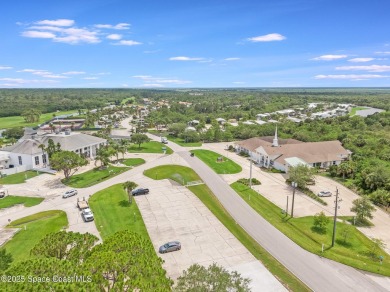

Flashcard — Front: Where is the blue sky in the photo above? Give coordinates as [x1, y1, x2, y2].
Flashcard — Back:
[1, 0, 389, 88]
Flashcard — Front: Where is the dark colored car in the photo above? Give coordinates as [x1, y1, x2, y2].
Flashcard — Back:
[131, 188, 150, 196]
[159, 241, 181, 253]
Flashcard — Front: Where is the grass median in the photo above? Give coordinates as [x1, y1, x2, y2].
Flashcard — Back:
[0, 196, 44, 209]
[144, 164, 310, 291]
[231, 182, 390, 276]
[63, 165, 130, 188]
[190, 149, 242, 174]
[128, 141, 173, 154]
[2, 210, 68, 263]
[89, 183, 149, 240]
[0, 171, 42, 184]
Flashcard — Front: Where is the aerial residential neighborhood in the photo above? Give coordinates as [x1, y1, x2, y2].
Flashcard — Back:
[1, 1, 390, 291]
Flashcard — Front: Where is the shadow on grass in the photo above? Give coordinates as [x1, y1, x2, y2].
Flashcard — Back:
[118, 200, 131, 207]
[335, 239, 353, 248]
[346, 218, 374, 227]
[311, 226, 327, 235]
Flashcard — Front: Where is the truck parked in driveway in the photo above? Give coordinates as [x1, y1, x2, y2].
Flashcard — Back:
[77, 197, 89, 209]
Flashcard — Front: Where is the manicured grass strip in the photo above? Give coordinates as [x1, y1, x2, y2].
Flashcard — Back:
[190, 149, 242, 174]
[89, 184, 149, 240]
[0, 110, 78, 129]
[2, 211, 68, 263]
[128, 141, 173, 154]
[144, 165, 200, 185]
[167, 135, 202, 147]
[121, 158, 145, 167]
[232, 182, 390, 276]
[0, 196, 44, 209]
[0, 171, 42, 184]
[144, 165, 309, 291]
[63, 165, 130, 188]
[349, 106, 369, 116]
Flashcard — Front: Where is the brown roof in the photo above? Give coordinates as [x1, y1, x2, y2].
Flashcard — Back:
[237, 137, 349, 164]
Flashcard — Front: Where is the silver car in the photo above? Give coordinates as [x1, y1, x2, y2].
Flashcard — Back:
[318, 191, 332, 197]
[82, 208, 94, 222]
[63, 189, 78, 198]
[159, 241, 181, 253]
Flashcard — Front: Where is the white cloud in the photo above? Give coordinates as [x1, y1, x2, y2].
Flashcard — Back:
[335, 65, 390, 72]
[314, 74, 388, 80]
[142, 83, 164, 87]
[375, 51, 390, 55]
[42, 74, 68, 79]
[113, 40, 142, 46]
[0, 66, 12, 70]
[17, 68, 69, 78]
[169, 56, 204, 61]
[35, 19, 74, 27]
[95, 23, 130, 30]
[233, 81, 245, 84]
[248, 33, 286, 42]
[311, 54, 348, 61]
[107, 34, 122, 40]
[133, 75, 191, 85]
[0, 77, 59, 84]
[224, 57, 240, 61]
[348, 58, 375, 63]
[62, 71, 86, 75]
[22, 30, 56, 39]
[83, 77, 98, 80]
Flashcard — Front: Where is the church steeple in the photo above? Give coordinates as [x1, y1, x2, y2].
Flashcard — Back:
[272, 126, 279, 147]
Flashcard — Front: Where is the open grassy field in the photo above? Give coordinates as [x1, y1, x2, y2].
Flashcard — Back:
[128, 141, 173, 154]
[144, 165, 310, 291]
[349, 106, 369, 116]
[89, 183, 149, 240]
[167, 135, 202, 147]
[2, 210, 68, 263]
[0, 171, 42, 185]
[231, 182, 390, 276]
[190, 149, 242, 174]
[0, 110, 78, 129]
[63, 165, 130, 188]
[0, 196, 44, 209]
[121, 158, 145, 167]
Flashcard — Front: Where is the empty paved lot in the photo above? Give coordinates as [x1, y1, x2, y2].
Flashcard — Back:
[133, 173, 286, 291]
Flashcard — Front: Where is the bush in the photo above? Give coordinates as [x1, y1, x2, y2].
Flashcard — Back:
[237, 178, 261, 186]
[238, 151, 249, 157]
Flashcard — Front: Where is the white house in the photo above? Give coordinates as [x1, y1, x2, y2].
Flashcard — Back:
[0, 129, 106, 175]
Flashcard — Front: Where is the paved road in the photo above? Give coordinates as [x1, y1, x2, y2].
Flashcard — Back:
[148, 135, 389, 292]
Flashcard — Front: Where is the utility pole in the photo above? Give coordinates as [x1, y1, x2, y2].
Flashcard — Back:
[249, 159, 253, 188]
[332, 188, 342, 247]
[291, 182, 297, 218]
[286, 196, 289, 215]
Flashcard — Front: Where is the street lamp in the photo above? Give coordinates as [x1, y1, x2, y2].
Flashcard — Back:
[291, 182, 297, 218]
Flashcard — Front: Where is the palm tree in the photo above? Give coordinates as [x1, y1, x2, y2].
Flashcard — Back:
[38, 144, 47, 167]
[123, 181, 138, 204]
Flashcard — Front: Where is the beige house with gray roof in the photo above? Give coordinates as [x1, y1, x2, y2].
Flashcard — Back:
[235, 128, 350, 172]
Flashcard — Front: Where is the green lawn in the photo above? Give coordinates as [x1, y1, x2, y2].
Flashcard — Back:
[0, 196, 44, 209]
[144, 165, 309, 291]
[121, 158, 145, 167]
[1, 211, 68, 264]
[231, 182, 390, 276]
[128, 141, 173, 154]
[0, 110, 78, 129]
[167, 135, 202, 147]
[190, 149, 242, 174]
[63, 165, 130, 188]
[89, 184, 149, 240]
[350, 106, 369, 116]
[0, 171, 42, 184]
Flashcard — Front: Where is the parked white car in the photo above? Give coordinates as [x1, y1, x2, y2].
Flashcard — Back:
[318, 191, 332, 197]
[82, 208, 94, 222]
[63, 189, 78, 198]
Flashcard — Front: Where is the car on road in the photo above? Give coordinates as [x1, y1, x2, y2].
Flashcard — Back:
[318, 191, 332, 197]
[131, 188, 150, 196]
[81, 208, 94, 222]
[63, 189, 78, 198]
[159, 241, 181, 253]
